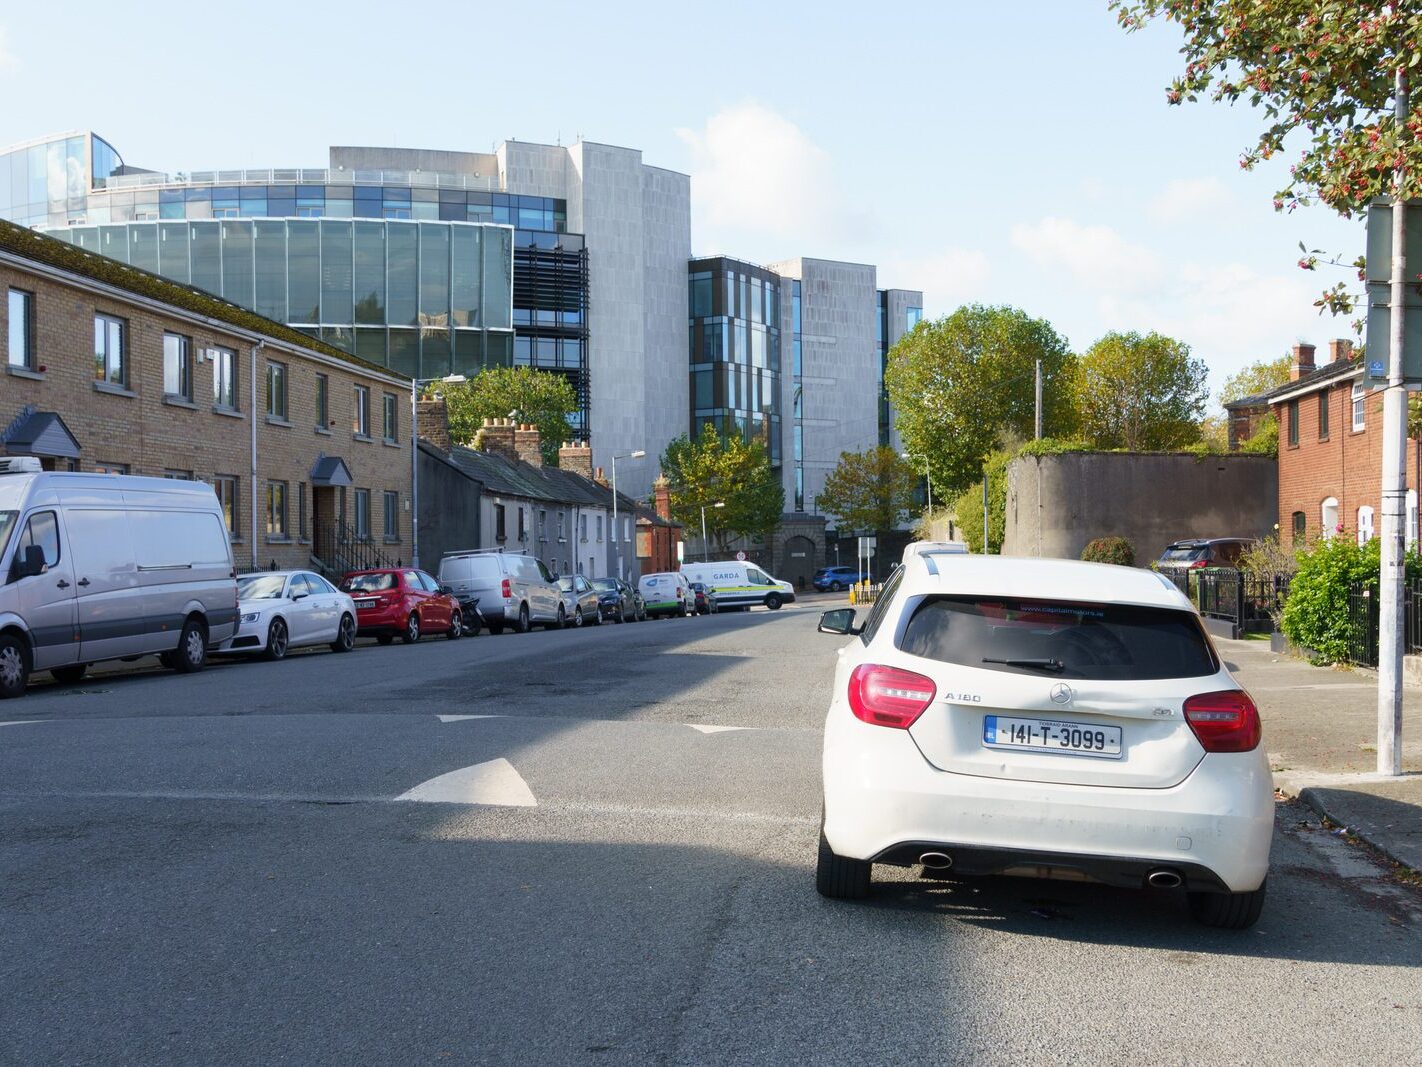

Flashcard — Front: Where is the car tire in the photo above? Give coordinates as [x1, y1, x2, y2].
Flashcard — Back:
[50, 663, 87, 685]
[447, 611, 463, 640]
[263, 618, 289, 661]
[616, 606, 625, 624]
[487, 621, 504, 636]
[591, 607, 602, 625]
[377, 634, 395, 646]
[0, 634, 28, 699]
[516, 604, 531, 634]
[173, 617, 207, 673]
[815, 829, 871, 900]
[765, 594, 783, 611]
[830, 581, 843, 592]
[401, 613, 421, 645]
[331, 613, 356, 653]
[1189, 880, 1266, 930]
[561, 604, 573, 629]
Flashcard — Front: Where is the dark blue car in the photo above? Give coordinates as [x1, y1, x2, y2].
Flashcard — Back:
[812, 565, 863, 592]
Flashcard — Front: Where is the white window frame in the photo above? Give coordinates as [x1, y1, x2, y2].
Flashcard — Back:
[1352, 383, 1366, 432]
[1357, 505, 1375, 545]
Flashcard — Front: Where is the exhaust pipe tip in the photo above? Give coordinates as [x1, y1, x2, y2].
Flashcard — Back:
[919, 851, 953, 870]
[1145, 868, 1183, 889]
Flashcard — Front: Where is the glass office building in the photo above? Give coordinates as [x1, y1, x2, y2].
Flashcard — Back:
[687, 256, 782, 466]
[0, 131, 125, 228]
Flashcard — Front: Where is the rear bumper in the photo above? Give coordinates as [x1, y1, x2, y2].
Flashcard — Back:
[354, 606, 404, 634]
[822, 715, 1273, 894]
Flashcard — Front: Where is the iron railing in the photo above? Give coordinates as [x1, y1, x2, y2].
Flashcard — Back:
[311, 519, 401, 580]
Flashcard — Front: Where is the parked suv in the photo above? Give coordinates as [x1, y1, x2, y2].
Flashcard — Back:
[340, 568, 464, 644]
[813, 565, 863, 592]
[1156, 538, 1256, 575]
[437, 550, 562, 634]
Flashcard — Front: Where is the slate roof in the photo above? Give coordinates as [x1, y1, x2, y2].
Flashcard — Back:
[1260, 356, 1362, 405]
[2, 408, 81, 458]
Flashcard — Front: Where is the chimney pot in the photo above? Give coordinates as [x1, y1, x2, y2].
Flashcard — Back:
[1290, 342, 1317, 381]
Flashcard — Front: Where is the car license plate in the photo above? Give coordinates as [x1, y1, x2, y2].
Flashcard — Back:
[983, 715, 1123, 759]
[355, 598, 376, 609]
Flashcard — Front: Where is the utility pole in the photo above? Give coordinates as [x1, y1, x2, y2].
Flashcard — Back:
[1378, 65, 1409, 778]
[1034, 359, 1043, 440]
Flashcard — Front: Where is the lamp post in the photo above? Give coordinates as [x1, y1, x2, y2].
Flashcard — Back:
[610, 449, 645, 581]
[902, 451, 932, 517]
[411, 373, 467, 569]
[700, 501, 724, 561]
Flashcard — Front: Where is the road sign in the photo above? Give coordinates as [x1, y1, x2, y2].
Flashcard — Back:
[1364, 201, 1422, 385]
[735, 550, 746, 561]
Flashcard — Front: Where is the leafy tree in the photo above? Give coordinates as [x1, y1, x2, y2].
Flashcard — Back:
[885, 305, 1076, 497]
[1220, 354, 1292, 404]
[817, 446, 921, 534]
[1237, 413, 1279, 456]
[951, 447, 1014, 554]
[660, 424, 784, 549]
[1075, 331, 1208, 450]
[429, 367, 577, 466]
[1112, 1, 1422, 316]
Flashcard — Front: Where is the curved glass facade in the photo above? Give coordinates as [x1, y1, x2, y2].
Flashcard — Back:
[51, 219, 514, 378]
[0, 132, 120, 228]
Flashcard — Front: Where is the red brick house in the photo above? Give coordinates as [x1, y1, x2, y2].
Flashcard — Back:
[1266, 340, 1421, 547]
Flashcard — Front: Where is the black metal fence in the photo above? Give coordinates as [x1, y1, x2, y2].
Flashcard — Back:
[1167, 568, 1289, 639]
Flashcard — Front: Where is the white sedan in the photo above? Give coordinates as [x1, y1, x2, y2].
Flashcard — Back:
[815, 547, 1274, 929]
[217, 570, 358, 661]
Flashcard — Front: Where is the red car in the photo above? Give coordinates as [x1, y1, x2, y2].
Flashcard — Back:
[340, 568, 464, 644]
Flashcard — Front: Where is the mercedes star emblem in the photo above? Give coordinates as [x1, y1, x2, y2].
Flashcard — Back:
[1050, 683, 1073, 705]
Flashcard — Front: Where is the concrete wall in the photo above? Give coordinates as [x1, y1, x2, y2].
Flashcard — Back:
[417, 447, 481, 569]
[329, 146, 499, 179]
[1002, 452, 1279, 564]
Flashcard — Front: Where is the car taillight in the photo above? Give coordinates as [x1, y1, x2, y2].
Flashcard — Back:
[501, 578, 511, 599]
[847, 664, 937, 729]
[1189, 559, 1208, 569]
[1183, 690, 1261, 752]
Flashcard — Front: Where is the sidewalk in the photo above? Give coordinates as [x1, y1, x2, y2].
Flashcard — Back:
[1219, 636, 1422, 873]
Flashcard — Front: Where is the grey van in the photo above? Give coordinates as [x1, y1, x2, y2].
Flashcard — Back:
[0, 458, 239, 697]
[437, 549, 563, 634]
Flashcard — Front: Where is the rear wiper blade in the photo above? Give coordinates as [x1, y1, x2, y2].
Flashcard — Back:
[981, 657, 1065, 672]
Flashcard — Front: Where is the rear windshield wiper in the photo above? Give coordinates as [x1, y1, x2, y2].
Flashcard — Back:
[981, 657, 1065, 672]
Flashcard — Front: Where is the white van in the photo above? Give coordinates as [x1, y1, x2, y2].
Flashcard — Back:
[437, 549, 563, 633]
[0, 459, 239, 697]
[638, 571, 693, 619]
[680, 560, 796, 611]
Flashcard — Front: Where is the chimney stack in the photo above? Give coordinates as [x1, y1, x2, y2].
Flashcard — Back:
[653, 473, 672, 521]
[514, 423, 542, 468]
[593, 466, 609, 488]
[479, 417, 518, 462]
[1327, 338, 1353, 366]
[558, 440, 593, 478]
[1290, 342, 1316, 381]
[416, 397, 451, 452]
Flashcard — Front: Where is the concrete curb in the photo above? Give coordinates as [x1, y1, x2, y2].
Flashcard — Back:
[1291, 783, 1422, 875]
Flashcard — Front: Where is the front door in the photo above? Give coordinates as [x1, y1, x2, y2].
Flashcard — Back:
[312, 488, 332, 562]
[13, 509, 79, 670]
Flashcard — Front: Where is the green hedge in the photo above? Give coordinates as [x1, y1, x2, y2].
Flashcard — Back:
[1081, 536, 1136, 566]
[1281, 536, 1422, 663]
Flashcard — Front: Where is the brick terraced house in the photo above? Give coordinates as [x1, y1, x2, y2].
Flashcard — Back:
[0, 219, 413, 574]
[1266, 339, 1421, 549]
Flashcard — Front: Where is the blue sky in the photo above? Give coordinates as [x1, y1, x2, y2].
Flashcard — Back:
[0, 1, 1364, 399]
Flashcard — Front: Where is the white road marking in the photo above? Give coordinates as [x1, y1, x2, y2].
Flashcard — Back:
[394, 758, 537, 806]
[436, 714, 500, 723]
[687, 724, 751, 735]
[0, 720, 45, 728]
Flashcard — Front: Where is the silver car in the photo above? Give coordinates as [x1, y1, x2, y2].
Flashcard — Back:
[217, 571, 357, 660]
[556, 574, 602, 628]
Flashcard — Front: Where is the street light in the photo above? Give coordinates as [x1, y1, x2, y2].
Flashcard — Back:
[700, 501, 724, 561]
[902, 451, 932, 517]
[411, 372, 467, 569]
[610, 449, 645, 581]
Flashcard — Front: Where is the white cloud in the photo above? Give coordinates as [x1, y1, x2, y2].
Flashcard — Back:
[1010, 216, 1162, 293]
[1148, 177, 1236, 224]
[881, 249, 992, 316]
[0, 28, 17, 77]
[677, 102, 867, 248]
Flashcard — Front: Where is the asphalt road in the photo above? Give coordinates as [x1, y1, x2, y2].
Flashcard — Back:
[3, 602, 1420, 1066]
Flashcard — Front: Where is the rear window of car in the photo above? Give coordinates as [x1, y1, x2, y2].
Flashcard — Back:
[898, 596, 1217, 681]
[342, 572, 396, 592]
[1160, 546, 1205, 562]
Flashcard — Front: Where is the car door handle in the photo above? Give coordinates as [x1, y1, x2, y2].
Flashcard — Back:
[56, 579, 70, 589]
[77, 578, 91, 587]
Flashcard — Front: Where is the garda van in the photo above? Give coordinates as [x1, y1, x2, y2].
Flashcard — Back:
[0, 458, 239, 698]
[681, 560, 796, 611]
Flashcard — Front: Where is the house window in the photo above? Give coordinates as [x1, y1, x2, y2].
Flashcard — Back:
[495, 503, 507, 541]
[596, 515, 603, 542]
[93, 313, 126, 386]
[624, 516, 631, 543]
[1318, 391, 1330, 440]
[1287, 400, 1299, 447]
[163, 333, 192, 400]
[266, 361, 288, 419]
[1357, 505, 1375, 544]
[315, 374, 329, 429]
[580, 514, 588, 542]
[353, 386, 370, 437]
[163, 469, 193, 480]
[558, 512, 565, 540]
[539, 509, 547, 541]
[1291, 510, 1306, 545]
[383, 490, 399, 540]
[94, 462, 129, 474]
[215, 475, 239, 536]
[1352, 383, 1366, 431]
[211, 346, 238, 409]
[1321, 496, 1339, 539]
[8, 288, 34, 369]
[518, 506, 527, 542]
[354, 489, 371, 540]
[267, 481, 288, 539]
[382, 393, 398, 442]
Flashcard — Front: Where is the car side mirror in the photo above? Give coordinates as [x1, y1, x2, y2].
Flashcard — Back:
[12, 544, 45, 580]
[290, 592, 308, 601]
[439, 585, 453, 596]
[818, 608, 860, 636]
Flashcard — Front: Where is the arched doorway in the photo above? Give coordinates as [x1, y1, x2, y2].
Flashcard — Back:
[781, 535, 817, 590]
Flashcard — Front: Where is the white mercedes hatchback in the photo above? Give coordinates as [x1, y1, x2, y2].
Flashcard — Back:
[816, 550, 1273, 929]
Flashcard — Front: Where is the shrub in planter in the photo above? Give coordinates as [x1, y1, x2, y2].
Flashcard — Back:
[1081, 536, 1135, 566]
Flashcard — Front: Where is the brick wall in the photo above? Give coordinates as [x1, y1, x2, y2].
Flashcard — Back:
[1274, 376, 1420, 546]
[1, 259, 412, 572]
